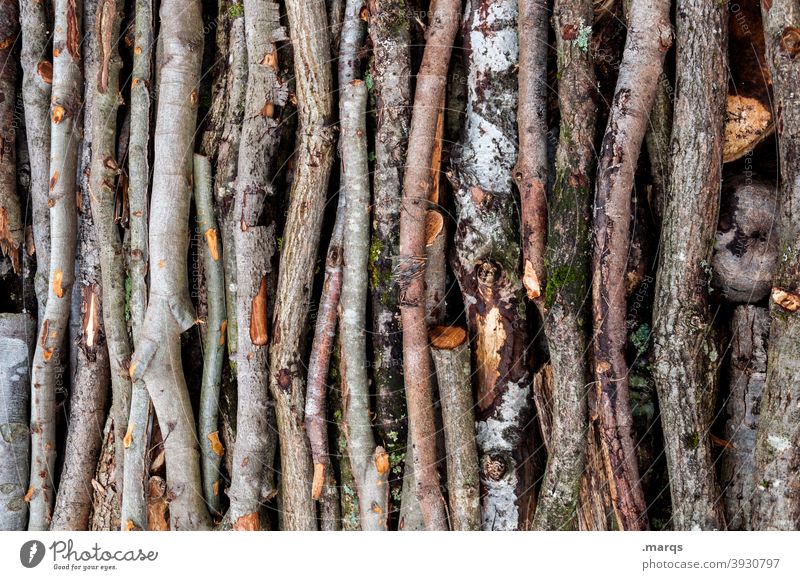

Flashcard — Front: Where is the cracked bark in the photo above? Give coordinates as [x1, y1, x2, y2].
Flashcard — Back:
[398, 0, 460, 532]
[652, 0, 727, 531]
[88, 0, 131, 516]
[268, 0, 335, 530]
[722, 306, 768, 531]
[752, 0, 800, 531]
[51, 179, 110, 531]
[591, 0, 671, 531]
[129, 0, 210, 531]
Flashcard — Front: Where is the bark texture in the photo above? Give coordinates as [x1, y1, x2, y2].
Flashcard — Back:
[194, 154, 227, 519]
[0, 314, 35, 530]
[228, 0, 286, 530]
[20, 0, 52, 315]
[0, 1, 21, 274]
[430, 326, 481, 531]
[368, 0, 411, 508]
[451, 0, 531, 531]
[88, 0, 130, 509]
[398, 0, 461, 532]
[722, 306, 768, 531]
[514, 0, 548, 303]
[590, 0, 671, 531]
[122, 0, 154, 532]
[752, 0, 800, 531]
[652, 0, 727, 531]
[268, 0, 335, 530]
[340, 80, 389, 531]
[129, 0, 210, 531]
[28, 0, 83, 531]
[533, 0, 596, 531]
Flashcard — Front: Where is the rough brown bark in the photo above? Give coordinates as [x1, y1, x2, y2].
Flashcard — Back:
[514, 0, 548, 303]
[268, 0, 335, 531]
[591, 0, 671, 531]
[129, 0, 210, 531]
[651, 0, 727, 531]
[752, 0, 800, 531]
[398, 0, 460, 532]
[533, 0, 597, 531]
[722, 306, 768, 531]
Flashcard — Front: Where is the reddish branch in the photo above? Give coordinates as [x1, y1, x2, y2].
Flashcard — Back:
[398, 0, 461, 531]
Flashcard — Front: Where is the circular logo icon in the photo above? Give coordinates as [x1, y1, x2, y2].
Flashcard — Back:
[20, 540, 46, 569]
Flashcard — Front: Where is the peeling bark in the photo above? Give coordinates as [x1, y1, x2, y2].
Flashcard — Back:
[514, 0, 548, 303]
[752, 0, 800, 531]
[28, 0, 83, 531]
[129, 0, 210, 531]
[0, 314, 35, 530]
[451, 0, 531, 531]
[398, 0, 460, 532]
[652, 0, 726, 531]
[269, 0, 335, 530]
[591, 0, 671, 531]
